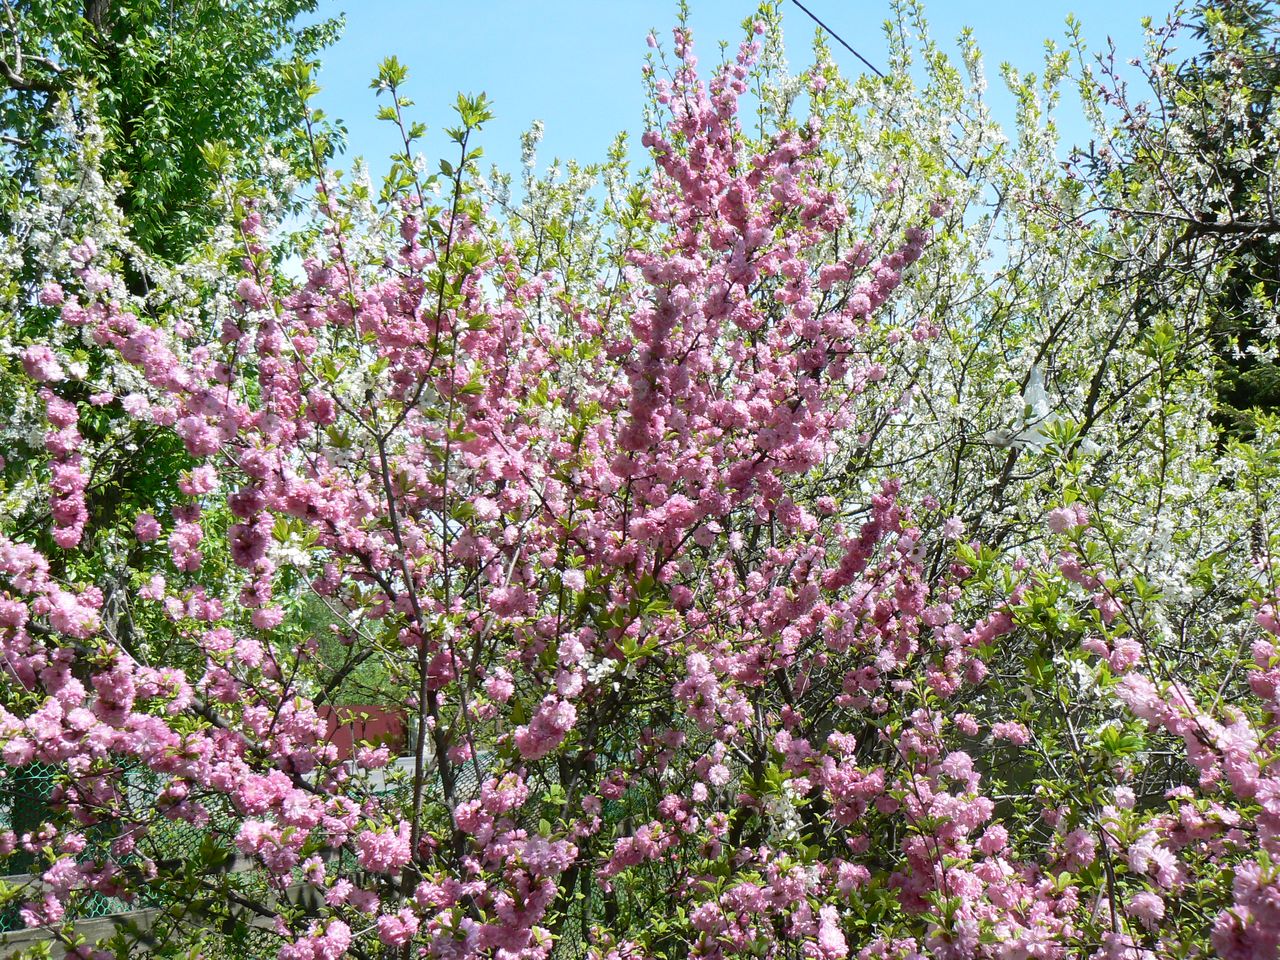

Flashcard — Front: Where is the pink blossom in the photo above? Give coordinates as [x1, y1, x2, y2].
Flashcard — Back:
[376, 909, 419, 947]
[22, 345, 64, 382]
[1124, 891, 1165, 928]
[992, 722, 1030, 746]
[815, 905, 848, 959]
[355, 822, 411, 874]
[513, 696, 576, 760]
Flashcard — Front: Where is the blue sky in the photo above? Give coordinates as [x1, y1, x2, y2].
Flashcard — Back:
[308, 1, 1165, 181]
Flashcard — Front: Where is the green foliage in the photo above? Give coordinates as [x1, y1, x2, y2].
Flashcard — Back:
[1071, 1, 1280, 436]
[0, 0, 342, 261]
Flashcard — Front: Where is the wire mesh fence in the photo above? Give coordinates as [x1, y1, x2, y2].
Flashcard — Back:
[0, 756, 646, 958]
[0, 761, 138, 933]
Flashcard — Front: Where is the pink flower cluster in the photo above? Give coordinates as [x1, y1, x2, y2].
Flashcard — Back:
[41, 389, 88, 548]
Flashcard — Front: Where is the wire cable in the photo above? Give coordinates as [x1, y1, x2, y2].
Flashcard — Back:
[787, 0, 885, 78]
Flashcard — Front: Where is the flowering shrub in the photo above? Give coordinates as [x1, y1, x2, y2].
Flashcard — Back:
[2, 5, 1280, 960]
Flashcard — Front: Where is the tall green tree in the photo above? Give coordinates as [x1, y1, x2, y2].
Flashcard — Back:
[0, 0, 342, 260]
[1071, 0, 1280, 434]
[1186, 1, 1280, 431]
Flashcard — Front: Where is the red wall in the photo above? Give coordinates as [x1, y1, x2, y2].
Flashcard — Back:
[316, 705, 406, 761]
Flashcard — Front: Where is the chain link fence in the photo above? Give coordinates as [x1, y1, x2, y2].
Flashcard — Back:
[1, 756, 646, 958]
[0, 762, 136, 933]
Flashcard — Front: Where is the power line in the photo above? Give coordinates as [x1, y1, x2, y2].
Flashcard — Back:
[787, 0, 885, 78]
